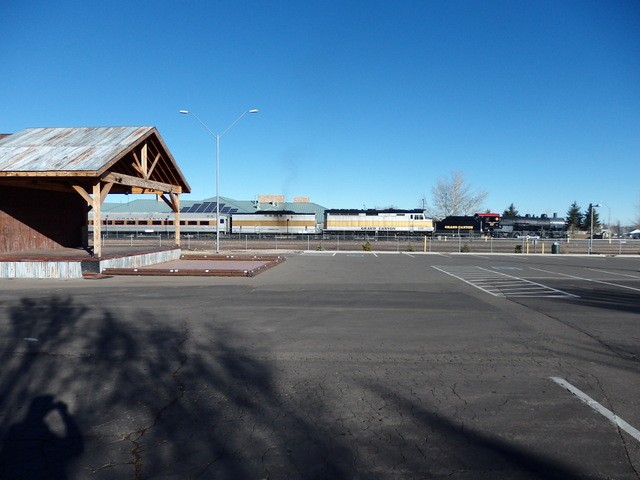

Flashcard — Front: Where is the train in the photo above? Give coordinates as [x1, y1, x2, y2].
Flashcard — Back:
[324, 209, 434, 234]
[93, 209, 567, 238]
[231, 212, 317, 235]
[431, 213, 567, 238]
[93, 208, 435, 237]
[433, 213, 500, 236]
[491, 213, 567, 238]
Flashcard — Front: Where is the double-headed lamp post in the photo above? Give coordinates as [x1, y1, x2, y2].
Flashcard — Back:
[588, 203, 602, 255]
[180, 108, 258, 253]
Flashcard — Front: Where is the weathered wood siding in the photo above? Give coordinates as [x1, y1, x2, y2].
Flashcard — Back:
[0, 248, 181, 278]
[0, 186, 85, 253]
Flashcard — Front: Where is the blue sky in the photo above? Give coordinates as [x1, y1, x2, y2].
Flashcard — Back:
[1, 0, 639, 224]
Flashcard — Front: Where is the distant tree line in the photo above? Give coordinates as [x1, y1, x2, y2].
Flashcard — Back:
[421, 171, 640, 229]
[501, 201, 602, 232]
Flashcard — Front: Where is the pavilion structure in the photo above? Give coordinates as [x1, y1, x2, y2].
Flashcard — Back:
[0, 126, 191, 258]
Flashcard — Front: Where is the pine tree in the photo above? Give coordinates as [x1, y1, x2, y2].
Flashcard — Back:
[583, 204, 601, 231]
[565, 201, 583, 231]
[503, 203, 518, 216]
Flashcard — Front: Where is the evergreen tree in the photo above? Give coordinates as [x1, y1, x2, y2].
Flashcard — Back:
[583, 204, 601, 231]
[565, 201, 583, 231]
[503, 203, 518, 216]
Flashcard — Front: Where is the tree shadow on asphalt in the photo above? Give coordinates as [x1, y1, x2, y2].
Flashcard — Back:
[0, 295, 352, 479]
[0, 295, 602, 479]
[560, 287, 640, 315]
[363, 384, 588, 480]
[553, 287, 640, 362]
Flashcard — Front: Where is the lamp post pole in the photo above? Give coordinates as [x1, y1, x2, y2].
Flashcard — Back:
[180, 109, 258, 253]
[602, 203, 611, 239]
[588, 203, 601, 254]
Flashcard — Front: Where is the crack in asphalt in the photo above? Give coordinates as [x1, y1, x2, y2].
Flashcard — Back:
[120, 324, 189, 480]
[586, 371, 640, 479]
[508, 299, 640, 476]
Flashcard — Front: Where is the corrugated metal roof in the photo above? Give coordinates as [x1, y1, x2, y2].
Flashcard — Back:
[102, 199, 174, 213]
[0, 126, 153, 172]
[101, 196, 327, 216]
[254, 201, 325, 217]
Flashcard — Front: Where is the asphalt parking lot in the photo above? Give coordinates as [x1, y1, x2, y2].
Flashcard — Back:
[0, 253, 639, 479]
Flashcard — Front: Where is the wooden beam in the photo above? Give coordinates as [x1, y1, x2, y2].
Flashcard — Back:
[159, 193, 173, 210]
[100, 182, 114, 203]
[72, 185, 93, 205]
[131, 151, 143, 175]
[92, 183, 102, 258]
[130, 160, 144, 176]
[159, 193, 182, 246]
[147, 152, 161, 179]
[141, 143, 148, 178]
[131, 187, 165, 195]
[173, 193, 181, 246]
[101, 172, 182, 194]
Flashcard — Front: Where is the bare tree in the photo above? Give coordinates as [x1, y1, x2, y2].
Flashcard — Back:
[426, 171, 488, 219]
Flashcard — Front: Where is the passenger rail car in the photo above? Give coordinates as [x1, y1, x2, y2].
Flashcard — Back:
[94, 211, 318, 236]
[230, 212, 317, 235]
[324, 209, 434, 235]
[92, 212, 227, 235]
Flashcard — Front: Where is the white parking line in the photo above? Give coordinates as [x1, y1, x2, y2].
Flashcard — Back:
[550, 377, 640, 442]
[433, 266, 578, 298]
[587, 268, 640, 280]
[532, 268, 640, 293]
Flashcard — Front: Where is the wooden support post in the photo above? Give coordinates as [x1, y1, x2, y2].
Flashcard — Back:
[92, 183, 102, 257]
[160, 193, 181, 247]
[173, 193, 181, 247]
[141, 143, 148, 178]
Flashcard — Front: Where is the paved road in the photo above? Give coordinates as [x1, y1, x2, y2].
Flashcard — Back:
[0, 253, 638, 479]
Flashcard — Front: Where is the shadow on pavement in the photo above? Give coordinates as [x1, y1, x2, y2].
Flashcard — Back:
[363, 384, 585, 479]
[561, 287, 640, 315]
[0, 395, 83, 479]
[0, 294, 600, 479]
[0, 296, 351, 479]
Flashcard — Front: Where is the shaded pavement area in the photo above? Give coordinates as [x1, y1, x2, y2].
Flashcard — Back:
[0, 253, 638, 479]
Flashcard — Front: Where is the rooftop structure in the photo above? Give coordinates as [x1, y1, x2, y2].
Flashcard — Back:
[0, 127, 190, 256]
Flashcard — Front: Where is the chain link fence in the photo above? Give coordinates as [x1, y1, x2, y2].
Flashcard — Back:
[97, 233, 640, 255]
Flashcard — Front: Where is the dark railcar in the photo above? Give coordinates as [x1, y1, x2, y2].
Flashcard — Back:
[434, 213, 499, 236]
[493, 214, 567, 238]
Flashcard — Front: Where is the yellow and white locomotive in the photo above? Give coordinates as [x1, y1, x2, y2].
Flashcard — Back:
[324, 209, 434, 234]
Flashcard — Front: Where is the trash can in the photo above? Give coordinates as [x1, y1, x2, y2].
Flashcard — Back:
[552, 242, 559, 254]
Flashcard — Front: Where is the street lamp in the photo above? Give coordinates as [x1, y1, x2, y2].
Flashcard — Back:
[588, 203, 602, 254]
[601, 202, 611, 239]
[180, 108, 258, 253]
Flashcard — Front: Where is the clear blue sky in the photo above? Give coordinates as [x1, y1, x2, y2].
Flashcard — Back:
[2, 0, 639, 224]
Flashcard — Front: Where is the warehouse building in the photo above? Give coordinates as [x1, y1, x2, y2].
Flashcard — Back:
[98, 194, 327, 235]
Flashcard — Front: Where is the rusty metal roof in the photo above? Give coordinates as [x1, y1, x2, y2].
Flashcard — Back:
[0, 126, 155, 172]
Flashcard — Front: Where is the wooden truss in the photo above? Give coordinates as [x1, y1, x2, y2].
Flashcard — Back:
[0, 128, 190, 257]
